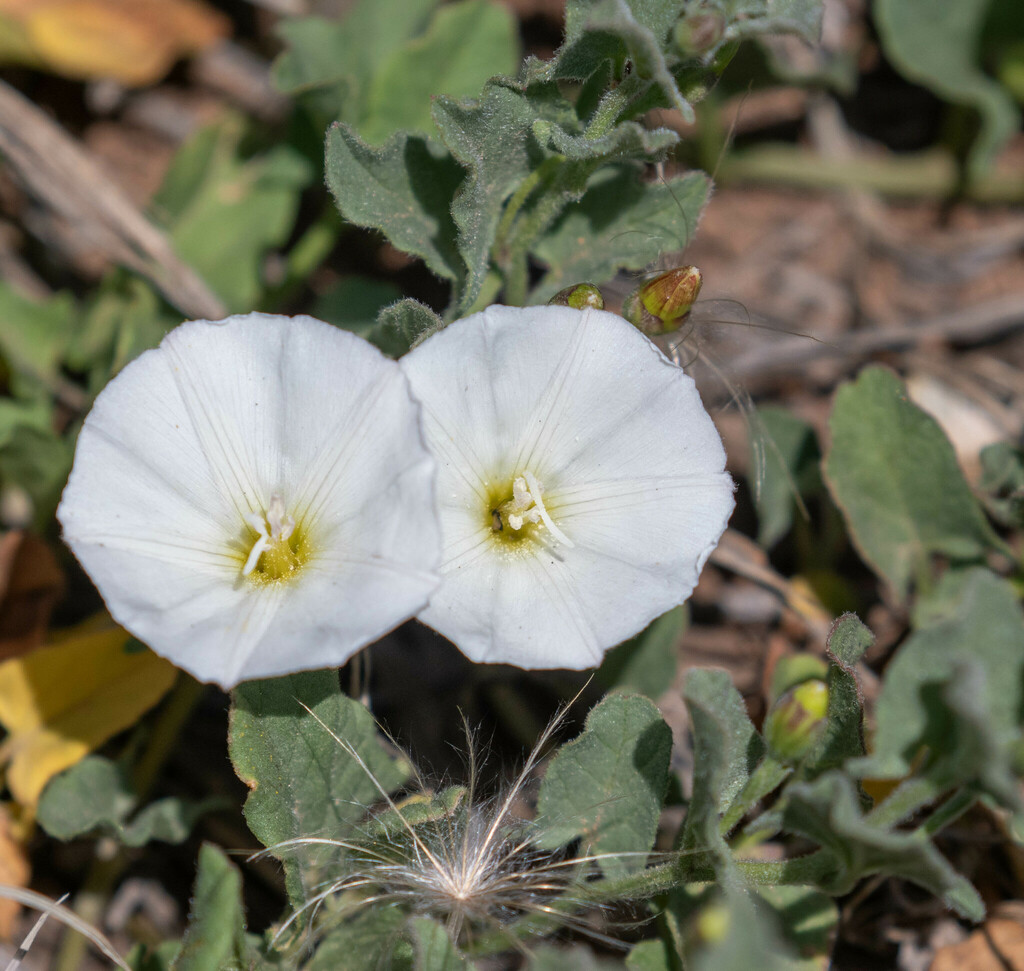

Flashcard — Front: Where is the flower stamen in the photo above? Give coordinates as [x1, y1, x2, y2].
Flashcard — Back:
[495, 473, 574, 548]
[243, 494, 300, 579]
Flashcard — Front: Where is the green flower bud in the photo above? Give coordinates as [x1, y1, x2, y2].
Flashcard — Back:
[764, 679, 829, 763]
[674, 11, 725, 54]
[695, 902, 730, 944]
[548, 283, 605, 311]
[621, 265, 703, 336]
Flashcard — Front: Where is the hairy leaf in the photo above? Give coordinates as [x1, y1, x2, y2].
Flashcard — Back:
[781, 773, 983, 919]
[681, 668, 764, 857]
[229, 671, 409, 909]
[536, 693, 671, 876]
[531, 168, 708, 301]
[851, 568, 1024, 795]
[824, 366, 997, 598]
[363, 0, 519, 145]
[326, 125, 465, 285]
[171, 844, 260, 971]
[412, 918, 468, 971]
[877, 0, 1019, 177]
[752, 406, 821, 549]
[38, 755, 222, 847]
[154, 119, 312, 312]
[804, 613, 871, 777]
[309, 907, 411, 971]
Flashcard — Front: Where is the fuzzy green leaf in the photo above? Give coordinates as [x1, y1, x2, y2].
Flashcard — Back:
[756, 885, 838, 970]
[38, 755, 222, 847]
[779, 773, 983, 920]
[362, 0, 520, 145]
[0, 424, 72, 529]
[752, 406, 821, 549]
[851, 568, 1024, 796]
[171, 844, 260, 971]
[536, 693, 671, 877]
[229, 671, 409, 909]
[876, 0, 1019, 178]
[431, 80, 563, 312]
[531, 168, 708, 301]
[374, 299, 445, 356]
[272, 0, 438, 125]
[979, 441, 1024, 527]
[597, 605, 686, 698]
[0, 283, 76, 384]
[411, 918, 469, 971]
[824, 366, 997, 598]
[313, 280, 444, 358]
[681, 669, 764, 857]
[804, 614, 871, 777]
[326, 125, 466, 286]
[626, 939, 674, 971]
[553, 0, 696, 121]
[691, 889, 799, 971]
[308, 907, 412, 971]
[154, 120, 312, 312]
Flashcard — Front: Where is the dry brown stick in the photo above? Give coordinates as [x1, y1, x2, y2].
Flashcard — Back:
[0, 80, 225, 320]
[708, 528, 833, 644]
[728, 294, 1024, 383]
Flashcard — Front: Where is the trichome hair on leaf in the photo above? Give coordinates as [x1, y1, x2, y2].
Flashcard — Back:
[255, 697, 655, 961]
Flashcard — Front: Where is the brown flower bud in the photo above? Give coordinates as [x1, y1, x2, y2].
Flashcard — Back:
[621, 265, 703, 336]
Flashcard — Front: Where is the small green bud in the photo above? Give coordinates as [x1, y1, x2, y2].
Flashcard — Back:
[674, 11, 725, 54]
[764, 679, 829, 763]
[695, 902, 730, 944]
[621, 265, 703, 336]
[548, 283, 606, 311]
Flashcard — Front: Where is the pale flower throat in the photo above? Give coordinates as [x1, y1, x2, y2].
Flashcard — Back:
[243, 494, 302, 579]
[492, 472, 574, 548]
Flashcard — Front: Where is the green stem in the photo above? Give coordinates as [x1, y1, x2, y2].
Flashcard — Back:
[864, 775, 941, 830]
[54, 675, 206, 971]
[719, 757, 792, 836]
[917, 787, 978, 838]
[466, 850, 836, 956]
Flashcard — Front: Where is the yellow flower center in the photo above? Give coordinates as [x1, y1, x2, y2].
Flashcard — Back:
[488, 472, 573, 548]
[242, 494, 308, 582]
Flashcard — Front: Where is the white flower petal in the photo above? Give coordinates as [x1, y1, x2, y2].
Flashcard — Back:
[402, 304, 734, 668]
[59, 313, 440, 688]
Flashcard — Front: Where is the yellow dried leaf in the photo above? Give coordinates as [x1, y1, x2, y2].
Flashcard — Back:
[0, 615, 176, 806]
[0, 0, 229, 86]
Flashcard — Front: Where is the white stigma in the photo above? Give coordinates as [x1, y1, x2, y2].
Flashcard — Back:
[500, 473, 574, 548]
[242, 494, 296, 576]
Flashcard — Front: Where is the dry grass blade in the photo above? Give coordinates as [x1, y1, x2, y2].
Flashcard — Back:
[0, 886, 129, 971]
[0, 79, 225, 320]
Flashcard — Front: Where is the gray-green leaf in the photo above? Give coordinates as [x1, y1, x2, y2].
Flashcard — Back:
[876, 0, 1020, 178]
[851, 567, 1024, 794]
[325, 125, 466, 286]
[780, 772, 983, 920]
[38, 756, 222, 848]
[536, 693, 671, 877]
[229, 671, 409, 909]
[824, 366, 997, 599]
[171, 844, 261, 971]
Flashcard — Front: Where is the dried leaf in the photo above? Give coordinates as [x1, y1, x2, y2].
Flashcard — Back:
[0, 531, 63, 662]
[931, 916, 1024, 971]
[0, 615, 176, 806]
[0, 0, 229, 86]
[0, 804, 29, 939]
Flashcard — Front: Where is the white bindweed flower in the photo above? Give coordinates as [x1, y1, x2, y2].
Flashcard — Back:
[57, 313, 440, 689]
[401, 304, 735, 668]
